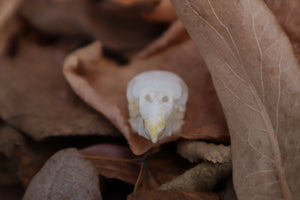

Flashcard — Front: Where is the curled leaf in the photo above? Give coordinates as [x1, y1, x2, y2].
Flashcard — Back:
[63, 40, 229, 155]
[172, 0, 300, 199]
[112, 0, 159, 6]
[159, 162, 232, 192]
[141, 0, 177, 23]
[177, 141, 231, 163]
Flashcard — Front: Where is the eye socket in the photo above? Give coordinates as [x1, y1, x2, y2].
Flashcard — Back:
[144, 94, 153, 102]
[161, 96, 169, 103]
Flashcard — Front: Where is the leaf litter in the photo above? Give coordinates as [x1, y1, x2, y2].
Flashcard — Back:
[1, 0, 300, 199]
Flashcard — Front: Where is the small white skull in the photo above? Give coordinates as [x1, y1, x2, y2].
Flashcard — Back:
[126, 70, 188, 143]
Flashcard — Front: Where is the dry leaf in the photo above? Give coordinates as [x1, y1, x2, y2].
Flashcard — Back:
[172, 0, 300, 199]
[63, 39, 229, 155]
[177, 141, 231, 163]
[0, 125, 20, 185]
[0, 121, 54, 186]
[128, 190, 219, 200]
[0, 121, 25, 158]
[0, 0, 23, 55]
[0, 0, 22, 27]
[134, 146, 191, 191]
[19, 0, 164, 53]
[113, 0, 177, 23]
[134, 20, 189, 60]
[141, 0, 177, 23]
[0, 121, 25, 185]
[0, 38, 117, 140]
[23, 148, 102, 200]
[159, 162, 232, 192]
[80, 144, 140, 185]
[264, 0, 300, 61]
[112, 0, 158, 6]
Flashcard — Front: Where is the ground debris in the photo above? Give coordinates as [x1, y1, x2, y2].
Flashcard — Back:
[159, 161, 231, 192]
[177, 140, 231, 163]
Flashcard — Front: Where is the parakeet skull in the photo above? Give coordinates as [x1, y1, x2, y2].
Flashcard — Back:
[127, 70, 188, 143]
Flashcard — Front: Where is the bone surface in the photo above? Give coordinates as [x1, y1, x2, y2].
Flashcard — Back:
[127, 70, 188, 143]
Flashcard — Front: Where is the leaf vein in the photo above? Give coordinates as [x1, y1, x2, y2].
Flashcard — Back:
[247, 0, 265, 103]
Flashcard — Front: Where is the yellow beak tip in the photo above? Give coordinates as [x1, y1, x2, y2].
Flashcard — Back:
[151, 138, 157, 143]
[144, 120, 166, 143]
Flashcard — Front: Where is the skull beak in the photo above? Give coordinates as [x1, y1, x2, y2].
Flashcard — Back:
[144, 119, 166, 143]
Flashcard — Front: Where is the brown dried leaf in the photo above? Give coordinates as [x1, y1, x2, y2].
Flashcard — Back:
[0, 121, 53, 186]
[0, 121, 20, 184]
[0, 0, 23, 55]
[177, 141, 231, 163]
[112, 0, 158, 6]
[128, 190, 219, 200]
[0, 0, 22, 27]
[0, 38, 117, 140]
[63, 39, 229, 155]
[19, 0, 163, 53]
[23, 148, 102, 200]
[80, 144, 140, 185]
[134, 20, 189, 60]
[265, 0, 300, 61]
[172, 0, 300, 199]
[0, 121, 25, 185]
[159, 162, 232, 192]
[141, 0, 177, 23]
[0, 121, 25, 157]
[134, 146, 191, 192]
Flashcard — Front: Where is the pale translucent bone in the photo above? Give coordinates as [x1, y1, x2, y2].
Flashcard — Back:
[127, 70, 188, 143]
